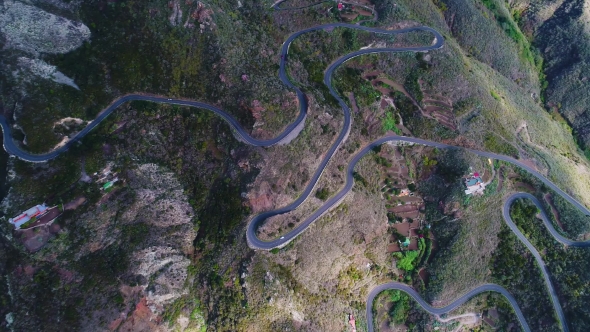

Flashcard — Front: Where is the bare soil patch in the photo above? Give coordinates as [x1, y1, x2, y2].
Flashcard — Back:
[64, 196, 86, 210]
[18, 226, 54, 252]
[419, 80, 456, 130]
[387, 242, 401, 253]
[340, 12, 358, 21]
[375, 296, 395, 332]
[391, 219, 420, 235]
[355, 8, 373, 17]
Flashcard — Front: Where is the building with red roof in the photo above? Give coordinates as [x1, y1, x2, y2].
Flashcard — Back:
[9, 204, 48, 229]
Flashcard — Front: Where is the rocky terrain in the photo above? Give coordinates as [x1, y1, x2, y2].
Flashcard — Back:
[2, 163, 198, 332]
[16, 57, 80, 89]
[1, 0, 590, 331]
[510, 0, 590, 150]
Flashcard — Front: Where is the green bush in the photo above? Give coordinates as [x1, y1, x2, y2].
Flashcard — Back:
[382, 110, 402, 134]
[393, 251, 420, 272]
[387, 290, 410, 324]
[315, 187, 330, 200]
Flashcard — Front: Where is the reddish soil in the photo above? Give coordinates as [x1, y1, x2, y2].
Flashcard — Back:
[480, 164, 493, 183]
[355, 8, 373, 16]
[244, 99, 265, 120]
[19, 265, 37, 277]
[398, 196, 423, 204]
[49, 223, 61, 234]
[400, 164, 409, 178]
[249, 194, 274, 213]
[117, 297, 161, 332]
[408, 238, 418, 250]
[20, 227, 53, 252]
[57, 268, 75, 283]
[424, 105, 445, 113]
[483, 317, 496, 328]
[387, 242, 401, 253]
[340, 12, 358, 20]
[391, 219, 420, 235]
[394, 210, 420, 219]
[98, 185, 124, 205]
[373, 78, 412, 100]
[108, 318, 124, 331]
[376, 300, 395, 332]
[442, 135, 478, 149]
[12, 211, 61, 252]
[431, 113, 456, 130]
[422, 90, 453, 104]
[111, 121, 128, 135]
[362, 70, 381, 79]
[391, 205, 418, 213]
[348, 92, 359, 113]
[375, 86, 391, 95]
[419, 81, 456, 130]
[423, 99, 451, 108]
[65, 196, 86, 210]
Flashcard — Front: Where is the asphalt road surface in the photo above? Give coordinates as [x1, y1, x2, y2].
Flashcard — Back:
[1, 9, 588, 331]
[365, 283, 530, 332]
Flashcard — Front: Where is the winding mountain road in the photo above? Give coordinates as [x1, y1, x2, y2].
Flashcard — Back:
[1, 4, 589, 332]
[366, 283, 530, 332]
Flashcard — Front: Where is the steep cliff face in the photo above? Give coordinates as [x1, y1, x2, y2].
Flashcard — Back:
[537, 0, 590, 148]
[515, 0, 590, 149]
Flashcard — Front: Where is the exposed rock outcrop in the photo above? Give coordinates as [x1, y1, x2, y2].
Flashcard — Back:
[16, 57, 80, 90]
[0, 0, 90, 55]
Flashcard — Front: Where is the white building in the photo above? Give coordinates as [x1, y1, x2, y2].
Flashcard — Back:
[8, 204, 48, 229]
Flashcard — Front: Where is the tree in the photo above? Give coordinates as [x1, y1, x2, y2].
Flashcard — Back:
[396, 251, 419, 271]
[389, 292, 410, 324]
[315, 187, 330, 200]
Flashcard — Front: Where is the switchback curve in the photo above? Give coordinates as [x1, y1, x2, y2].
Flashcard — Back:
[366, 283, 530, 332]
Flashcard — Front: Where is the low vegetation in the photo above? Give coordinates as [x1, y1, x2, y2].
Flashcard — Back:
[501, 198, 590, 331]
[491, 200, 558, 331]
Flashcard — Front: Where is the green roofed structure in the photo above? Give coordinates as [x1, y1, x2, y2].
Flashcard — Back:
[102, 177, 118, 191]
[402, 238, 410, 247]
